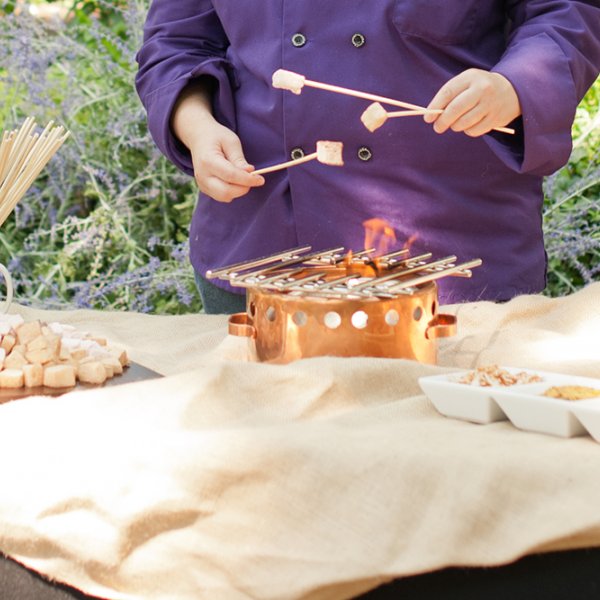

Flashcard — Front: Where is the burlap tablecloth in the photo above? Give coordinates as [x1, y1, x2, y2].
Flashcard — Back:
[0, 283, 599, 600]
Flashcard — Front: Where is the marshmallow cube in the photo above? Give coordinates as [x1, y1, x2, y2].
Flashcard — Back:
[272, 69, 306, 95]
[360, 102, 388, 132]
[316, 141, 344, 166]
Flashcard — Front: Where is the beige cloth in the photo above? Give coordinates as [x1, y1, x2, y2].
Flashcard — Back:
[0, 284, 599, 599]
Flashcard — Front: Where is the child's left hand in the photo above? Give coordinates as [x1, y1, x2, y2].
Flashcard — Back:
[424, 68, 521, 137]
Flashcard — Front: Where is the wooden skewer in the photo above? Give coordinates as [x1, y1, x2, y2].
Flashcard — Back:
[0, 120, 37, 192]
[273, 69, 439, 112]
[253, 152, 318, 176]
[0, 118, 69, 228]
[0, 133, 70, 226]
[1, 133, 67, 211]
[387, 109, 433, 118]
[0, 136, 38, 203]
[361, 102, 433, 132]
[252, 140, 344, 176]
[0, 132, 14, 183]
[362, 101, 515, 135]
[273, 70, 515, 135]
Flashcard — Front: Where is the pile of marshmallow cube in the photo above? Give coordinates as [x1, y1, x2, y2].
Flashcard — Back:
[0, 314, 129, 389]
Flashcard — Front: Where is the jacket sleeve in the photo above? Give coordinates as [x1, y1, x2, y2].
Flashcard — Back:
[487, 0, 600, 176]
[135, 0, 235, 175]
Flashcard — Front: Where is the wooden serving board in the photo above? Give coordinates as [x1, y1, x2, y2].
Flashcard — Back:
[0, 362, 162, 405]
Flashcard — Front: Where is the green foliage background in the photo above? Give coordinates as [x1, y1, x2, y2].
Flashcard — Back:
[1, 0, 202, 313]
[0, 0, 599, 313]
[543, 81, 600, 295]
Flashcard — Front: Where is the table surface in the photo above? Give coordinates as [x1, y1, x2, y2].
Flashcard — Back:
[0, 285, 598, 600]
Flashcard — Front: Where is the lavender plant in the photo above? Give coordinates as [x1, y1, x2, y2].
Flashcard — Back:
[543, 83, 600, 296]
[0, 0, 202, 313]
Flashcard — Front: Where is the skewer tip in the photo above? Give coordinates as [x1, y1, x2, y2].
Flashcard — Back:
[272, 69, 306, 94]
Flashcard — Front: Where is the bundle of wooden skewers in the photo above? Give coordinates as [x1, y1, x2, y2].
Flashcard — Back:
[0, 117, 70, 228]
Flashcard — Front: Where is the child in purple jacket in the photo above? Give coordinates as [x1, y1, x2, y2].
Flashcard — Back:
[136, 1, 600, 313]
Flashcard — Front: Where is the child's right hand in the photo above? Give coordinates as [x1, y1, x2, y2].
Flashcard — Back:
[171, 79, 264, 203]
[188, 119, 265, 203]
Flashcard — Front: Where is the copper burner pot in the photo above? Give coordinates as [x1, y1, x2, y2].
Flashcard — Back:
[228, 280, 455, 364]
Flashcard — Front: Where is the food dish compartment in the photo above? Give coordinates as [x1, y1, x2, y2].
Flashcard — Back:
[490, 382, 587, 438]
[564, 399, 600, 443]
[418, 370, 509, 424]
[420, 367, 600, 441]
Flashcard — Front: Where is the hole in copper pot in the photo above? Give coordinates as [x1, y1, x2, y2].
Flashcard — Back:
[324, 311, 342, 329]
[266, 306, 276, 322]
[413, 306, 423, 321]
[431, 301, 437, 315]
[249, 302, 256, 317]
[351, 310, 369, 329]
[385, 309, 399, 326]
[293, 311, 308, 326]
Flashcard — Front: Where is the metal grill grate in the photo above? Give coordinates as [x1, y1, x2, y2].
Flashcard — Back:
[206, 246, 482, 300]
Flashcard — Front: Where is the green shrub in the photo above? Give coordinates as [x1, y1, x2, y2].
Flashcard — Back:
[0, 0, 202, 313]
[543, 81, 600, 296]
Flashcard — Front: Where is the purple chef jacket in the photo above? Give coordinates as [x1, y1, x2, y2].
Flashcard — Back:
[136, 0, 600, 303]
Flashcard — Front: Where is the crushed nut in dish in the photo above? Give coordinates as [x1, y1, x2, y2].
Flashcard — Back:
[457, 364, 542, 387]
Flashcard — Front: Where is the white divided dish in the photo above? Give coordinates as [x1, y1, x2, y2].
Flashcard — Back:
[418, 370, 510, 424]
[567, 399, 600, 442]
[420, 368, 600, 441]
[491, 381, 588, 438]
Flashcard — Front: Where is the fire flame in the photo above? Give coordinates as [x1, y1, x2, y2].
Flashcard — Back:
[364, 218, 397, 275]
[343, 249, 354, 270]
[404, 233, 418, 253]
[344, 218, 399, 277]
[363, 218, 397, 256]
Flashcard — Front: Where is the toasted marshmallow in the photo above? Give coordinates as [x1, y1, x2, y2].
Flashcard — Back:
[360, 102, 388, 132]
[316, 141, 344, 166]
[272, 69, 306, 95]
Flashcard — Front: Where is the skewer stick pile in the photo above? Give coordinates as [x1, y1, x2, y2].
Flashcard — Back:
[0, 117, 70, 228]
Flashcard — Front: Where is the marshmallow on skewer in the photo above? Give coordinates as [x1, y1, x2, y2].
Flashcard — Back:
[272, 69, 437, 112]
[252, 140, 344, 176]
[315, 140, 344, 166]
[361, 102, 437, 132]
[272, 69, 306, 95]
[272, 69, 515, 135]
[361, 102, 389, 132]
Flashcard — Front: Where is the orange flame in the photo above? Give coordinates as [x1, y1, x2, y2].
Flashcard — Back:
[363, 218, 397, 257]
[343, 249, 354, 270]
[404, 233, 418, 253]
[343, 219, 402, 277]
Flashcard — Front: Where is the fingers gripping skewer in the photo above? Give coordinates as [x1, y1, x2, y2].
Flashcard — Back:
[252, 141, 344, 176]
[272, 69, 515, 135]
[361, 102, 515, 135]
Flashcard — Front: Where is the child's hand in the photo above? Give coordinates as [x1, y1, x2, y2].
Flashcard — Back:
[424, 69, 521, 137]
[171, 79, 264, 203]
[188, 119, 264, 203]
